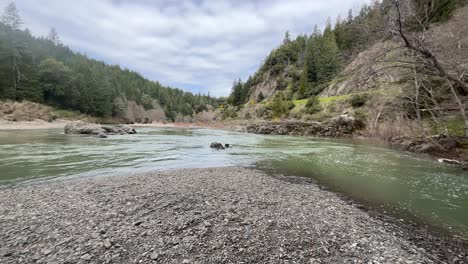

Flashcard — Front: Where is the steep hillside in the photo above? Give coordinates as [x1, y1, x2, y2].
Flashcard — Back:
[319, 42, 407, 97]
[225, 0, 468, 143]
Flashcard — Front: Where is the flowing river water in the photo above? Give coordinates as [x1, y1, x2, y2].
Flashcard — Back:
[0, 127, 467, 238]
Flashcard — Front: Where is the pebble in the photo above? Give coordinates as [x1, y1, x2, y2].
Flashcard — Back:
[149, 252, 159, 260]
[103, 239, 112, 249]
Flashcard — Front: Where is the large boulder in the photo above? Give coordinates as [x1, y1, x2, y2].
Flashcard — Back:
[64, 122, 105, 135]
[64, 122, 137, 136]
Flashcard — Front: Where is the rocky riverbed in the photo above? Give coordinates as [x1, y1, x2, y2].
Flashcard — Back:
[0, 167, 466, 264]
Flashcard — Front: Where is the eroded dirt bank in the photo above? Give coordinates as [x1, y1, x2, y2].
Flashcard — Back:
[0, 168, 466, 263]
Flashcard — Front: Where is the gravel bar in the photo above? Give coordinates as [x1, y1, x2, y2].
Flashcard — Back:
[0, 167, 466, 263]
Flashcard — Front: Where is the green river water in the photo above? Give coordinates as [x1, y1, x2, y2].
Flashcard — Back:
[0, 127, 467, 238]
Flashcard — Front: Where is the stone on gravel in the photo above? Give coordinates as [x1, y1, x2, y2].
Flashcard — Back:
[150, 252, 159, 260]
[103, 239, 112, 249]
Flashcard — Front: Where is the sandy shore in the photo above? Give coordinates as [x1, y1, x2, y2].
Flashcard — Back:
[0, 119, 68, 130]
[1, 167, 466, 263]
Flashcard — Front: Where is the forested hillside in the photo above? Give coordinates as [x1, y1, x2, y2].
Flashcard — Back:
[0, 3, 217, 123]
[227, 0, 468, 138]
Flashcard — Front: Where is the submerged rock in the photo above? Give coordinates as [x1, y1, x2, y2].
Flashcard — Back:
[64, 122, 137, 136]
[210, 142, 225, 150]
[438, 158, 461, 165]
[96, 133, 108, 139]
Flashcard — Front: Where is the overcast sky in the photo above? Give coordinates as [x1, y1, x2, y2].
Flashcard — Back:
[5, 0, 369, 97]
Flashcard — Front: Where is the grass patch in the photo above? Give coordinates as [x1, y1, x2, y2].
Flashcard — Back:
[52, 109, 82, 119]
[293, 99, 308, 107]
[446, 117, 466, 137]
[293, 88, 401, 109]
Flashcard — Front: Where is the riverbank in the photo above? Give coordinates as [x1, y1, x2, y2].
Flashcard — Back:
[0, 119, 69, 130]
[1, 167, 466, 263]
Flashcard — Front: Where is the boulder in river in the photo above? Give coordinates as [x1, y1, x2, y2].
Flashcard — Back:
[96, 133, 108, 139]
[210, 142, 225, 150]
[64, 122, 104, 135]
[64, 122, 137, 136]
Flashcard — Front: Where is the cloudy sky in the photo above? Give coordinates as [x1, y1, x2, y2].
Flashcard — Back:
[6, 0, 369, 97]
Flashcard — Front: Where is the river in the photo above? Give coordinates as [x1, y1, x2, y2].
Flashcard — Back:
[0, 127, 467, 238]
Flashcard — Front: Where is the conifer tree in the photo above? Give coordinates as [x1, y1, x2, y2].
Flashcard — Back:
[1, 2, 22, 29]
[298, 58, 309, 99]
[47, 27, 61, 45]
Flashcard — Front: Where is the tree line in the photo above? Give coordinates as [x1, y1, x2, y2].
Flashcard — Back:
[0, 2, 217, 121]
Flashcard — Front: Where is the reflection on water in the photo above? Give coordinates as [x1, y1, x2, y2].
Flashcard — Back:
[0, 127, 467, 237]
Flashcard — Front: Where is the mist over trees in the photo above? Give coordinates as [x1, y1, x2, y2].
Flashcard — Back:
[0, 2, 216, 121]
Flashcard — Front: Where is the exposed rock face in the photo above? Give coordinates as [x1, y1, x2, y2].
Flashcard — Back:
[390, 135, 459, 154]
[320, 42, 407, 97]
[64, 122, 137, 136]
[322, 114, 365, 137]
[246, 115, 365, 137]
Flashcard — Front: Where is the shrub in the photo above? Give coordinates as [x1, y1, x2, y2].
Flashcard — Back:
[266, 92, 294, 118]
[349, 94, 369, 108]
[305, 96, 322, 114]
[255, 105, 268, 118]
[257, 92, 265, 102]
[221, 106, 238, 120]
[354, 109, 368, 122]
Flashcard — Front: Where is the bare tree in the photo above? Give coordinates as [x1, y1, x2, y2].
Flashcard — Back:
[391, 0, 468, 94]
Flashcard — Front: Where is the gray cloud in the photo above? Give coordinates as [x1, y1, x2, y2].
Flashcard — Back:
[9, 0, 370, 96]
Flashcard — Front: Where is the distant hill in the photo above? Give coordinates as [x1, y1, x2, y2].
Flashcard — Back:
[0, 3, 218, 123]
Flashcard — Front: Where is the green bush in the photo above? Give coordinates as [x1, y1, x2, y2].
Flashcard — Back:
[266, 92, 294, 118]
[354, 109, 368, 122]
[221, 106, 238, 120]
[349, 94, 369, 108]
[305, 96, 322, 114]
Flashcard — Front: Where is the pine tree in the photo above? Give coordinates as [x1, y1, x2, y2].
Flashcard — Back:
[1, 3, 22, 29]
[283, 31, 291, 45]
[0, 2, 27, 100]
[47, 27, 61, 45]
[316, 20, 343, 84]
[305, 25, 320, 84]
[298, 59, 309, 99]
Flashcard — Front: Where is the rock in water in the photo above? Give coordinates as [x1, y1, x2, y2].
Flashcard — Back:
[210, 142, 225, 150]
[97, 133, 108, 139]
[64, 121, 104, 135]
[64, 122, 137, 136]
[225, 144, 230, 148]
